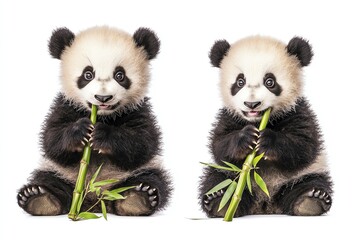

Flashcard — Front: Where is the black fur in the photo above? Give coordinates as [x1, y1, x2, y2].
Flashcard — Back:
[274, 173, 332, 215]
[286, 37, 313, 67]
[41, 94, 161, 170]
[48, 27, 75, 59]
[199, 98, 333, 217]
[210, 98, 322, 171]
[133, 27, 160, 60]
[209, 40, 231, 68]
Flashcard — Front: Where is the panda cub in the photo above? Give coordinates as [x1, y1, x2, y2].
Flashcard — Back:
[17, 26, 171, 216]
[199, 36, 332, 217]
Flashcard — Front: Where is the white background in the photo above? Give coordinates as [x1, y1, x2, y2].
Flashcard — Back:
[1, 0, 359, 239]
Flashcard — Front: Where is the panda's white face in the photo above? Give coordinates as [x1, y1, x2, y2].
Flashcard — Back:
[60, 27, 149, 115]
[220, 36, 303, 122]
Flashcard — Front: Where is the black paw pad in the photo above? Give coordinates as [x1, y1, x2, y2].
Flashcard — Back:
[203, 189, 224, 211]
[135, 183, 158, 208]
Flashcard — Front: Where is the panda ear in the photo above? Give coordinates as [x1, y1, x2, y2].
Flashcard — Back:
[209, 40, 231, 68]
[48, 27, 75, 59]
[286, 37, 313, 67]
[133, 27, 160, 60]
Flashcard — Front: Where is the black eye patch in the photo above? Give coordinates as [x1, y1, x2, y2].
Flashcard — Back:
[77, 66, 95, 89]
[263, 73, 282, 96]
[231, 73, 246, 96]
[113, 66, 131, 89]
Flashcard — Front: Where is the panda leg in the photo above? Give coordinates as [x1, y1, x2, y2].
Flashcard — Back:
[111, 168, 172, 216]
[274, 173, 332, 216]
[17, 171, 73, 216]
[199, 167, 254, 218]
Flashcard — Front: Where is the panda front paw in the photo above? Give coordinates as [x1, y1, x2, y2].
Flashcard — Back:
[90, 122, 113, 154]
[235, 125, 259, 159]
[65, 118, 93, 152]
[256, 128, 278, 161]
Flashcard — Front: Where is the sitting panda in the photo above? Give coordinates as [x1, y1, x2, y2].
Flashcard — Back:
[199, 36, 332, 217]
[17, 26, 172, 216]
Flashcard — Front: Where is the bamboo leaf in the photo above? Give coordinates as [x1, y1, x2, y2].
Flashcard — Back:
[101, 200, 107, 221]
[77, 212, 101, 220]
[246, 172, 252, 195]
[95, 187, 101, 197]
[89, 164, 103, 187]
[200, 162, 239, 172]
[205, 179, 232, 195]
[92, 179, 119, 188]
[222, 161, 242, 172]
[218, 180, 237, 212]
[103, 190, 126, 200]
[110, 186, 136, 194]
[254, 171, 270, 198]
[253, 152, 265, 168]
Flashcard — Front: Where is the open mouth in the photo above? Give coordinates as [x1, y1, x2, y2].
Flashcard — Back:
[87, 102, 120, 111]
[242, 109, 267, 118]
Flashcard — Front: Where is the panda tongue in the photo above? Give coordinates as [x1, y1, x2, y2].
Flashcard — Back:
[248, 111, 259, 117]
[99, 104, 110, 110]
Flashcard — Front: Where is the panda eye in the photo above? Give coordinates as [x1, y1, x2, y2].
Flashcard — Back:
[83, 71, 94, 81]
[237, 77, 246, 88]
[265, 78, 275, 88]
[114, 70, 125, 82]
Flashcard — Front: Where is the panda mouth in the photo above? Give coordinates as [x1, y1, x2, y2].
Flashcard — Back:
[87, 102, 120, 111]
[242, 110, 266, 118]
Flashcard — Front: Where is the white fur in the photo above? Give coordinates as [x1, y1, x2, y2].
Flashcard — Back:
[219, 36, 303, 121]
[60, 26, 150, 115]
[39, 156, 163, 189]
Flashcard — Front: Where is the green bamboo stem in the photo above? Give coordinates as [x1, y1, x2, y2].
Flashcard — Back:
[223, 108, 271, 221]
[68, 105, 98, 220]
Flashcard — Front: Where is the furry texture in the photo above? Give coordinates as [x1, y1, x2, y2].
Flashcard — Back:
[18, 26, 172, 216]
[209, 40, 231, 67]
[199, 35, 332, 217]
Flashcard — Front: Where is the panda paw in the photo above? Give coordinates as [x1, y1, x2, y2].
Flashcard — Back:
[89, 122, 112, 154]
[234, 125, 259, 159]
[65, 118, 93, 152]
[293, 188, 332, 216]
[202, 189, 227, 217]
[135, 183, 159, 207]
[113, 183, 159, 216]
[256, 128, 278, 161]
[17, 185, 62, 216]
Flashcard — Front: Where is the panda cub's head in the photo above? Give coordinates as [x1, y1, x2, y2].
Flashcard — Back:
[210, 36, 313, 122]
[49, 26, 160, 115]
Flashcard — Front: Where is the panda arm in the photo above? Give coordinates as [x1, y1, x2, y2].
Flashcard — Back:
[210, 110, 257, 166]
[257, 99, 322, 171]
[91, 101, 161, 170]
[41, 94, 91, 166]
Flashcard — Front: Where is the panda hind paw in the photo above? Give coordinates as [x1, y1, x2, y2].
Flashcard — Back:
[17, 185, 62, 216]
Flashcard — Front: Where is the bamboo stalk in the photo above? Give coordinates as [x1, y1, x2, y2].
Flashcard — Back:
[223, 108, 271, 221]
[68, 105, 98, 220]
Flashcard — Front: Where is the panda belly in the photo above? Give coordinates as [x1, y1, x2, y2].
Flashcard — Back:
[39, 155, 164, 191]
[249, 151, 329, 214]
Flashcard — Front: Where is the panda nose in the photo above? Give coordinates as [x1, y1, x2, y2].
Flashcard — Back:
[95, 95, 113, 103]
[244, 101, 261, 109]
